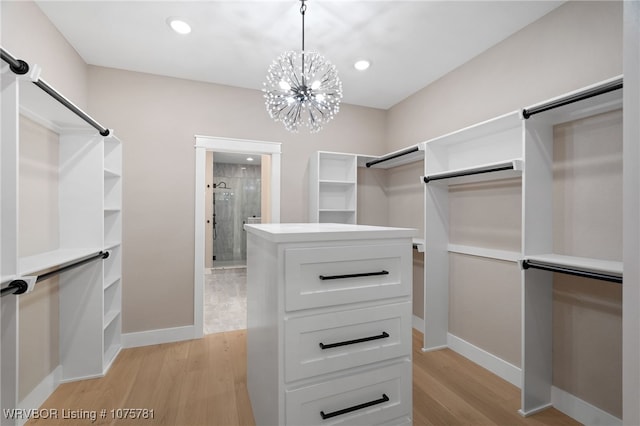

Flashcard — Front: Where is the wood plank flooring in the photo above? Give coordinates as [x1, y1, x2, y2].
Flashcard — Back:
[28, 329, 580, 425]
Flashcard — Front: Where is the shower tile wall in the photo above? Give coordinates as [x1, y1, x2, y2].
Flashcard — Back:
[213, 162, 261, 267]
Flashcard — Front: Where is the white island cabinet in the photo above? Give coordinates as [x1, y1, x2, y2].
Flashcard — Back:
[245, 223, 416, 426]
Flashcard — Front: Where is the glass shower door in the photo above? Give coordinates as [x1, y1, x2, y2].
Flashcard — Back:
[212, 162, 261, 268]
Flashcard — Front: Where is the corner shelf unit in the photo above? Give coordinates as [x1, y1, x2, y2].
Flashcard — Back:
[1, 62, 122, 420]
[309, 146, 426, 227]
[309, 151, 358, 224]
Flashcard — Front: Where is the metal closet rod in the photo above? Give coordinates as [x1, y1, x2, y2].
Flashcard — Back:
[522, 78, 623, 119]
[365, 146, 420, 168]
[521, 259, 622, 284]
[0, 46, 110, 137]
[0, 251, 110, 298]
[423, 164, 514, 183]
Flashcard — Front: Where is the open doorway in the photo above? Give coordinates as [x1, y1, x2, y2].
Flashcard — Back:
[194, 136, 281, 338]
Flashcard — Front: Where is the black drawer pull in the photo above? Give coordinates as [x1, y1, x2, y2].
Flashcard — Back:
[320, 393, 389, 420]
[319, 331, 389, 350]
[318, 270, 389, 280]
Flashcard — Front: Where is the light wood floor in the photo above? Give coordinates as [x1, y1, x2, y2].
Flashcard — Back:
[29, 329, 580, 425]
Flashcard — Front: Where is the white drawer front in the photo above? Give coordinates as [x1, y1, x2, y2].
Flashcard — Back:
[286, 360, 411, 425]
[284, 243, 411, 311]
[285, 302, 411, 382]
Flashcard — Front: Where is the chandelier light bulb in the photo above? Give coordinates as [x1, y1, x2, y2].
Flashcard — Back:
[279, 80, 291, 91]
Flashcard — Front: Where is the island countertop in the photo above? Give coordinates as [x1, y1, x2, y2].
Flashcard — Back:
[244, 222, 418, 243]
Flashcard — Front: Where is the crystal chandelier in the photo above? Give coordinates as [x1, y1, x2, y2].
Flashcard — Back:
[263, 0, 342, 133]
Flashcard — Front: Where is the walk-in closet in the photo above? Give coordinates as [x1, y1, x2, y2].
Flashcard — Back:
[1, 1, 638, 425]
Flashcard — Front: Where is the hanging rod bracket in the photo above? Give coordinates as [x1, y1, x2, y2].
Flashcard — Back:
[0, 276, 36, 298]
[20, 276, 37, 294]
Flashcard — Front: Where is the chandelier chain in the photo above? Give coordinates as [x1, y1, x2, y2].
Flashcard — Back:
[300, 0, 306, 82]
[300, 0, 306, 52]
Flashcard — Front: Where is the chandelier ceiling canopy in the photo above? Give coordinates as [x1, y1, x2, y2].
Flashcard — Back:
[263, 0, 343, 133]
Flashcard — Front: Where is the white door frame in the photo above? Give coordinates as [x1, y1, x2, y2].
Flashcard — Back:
[193, 135, 281, 338]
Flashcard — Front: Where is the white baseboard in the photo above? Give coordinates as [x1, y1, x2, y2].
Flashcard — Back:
[412, 315, 424, 334]
[446, 333, 521, 388]
[17, 366, 61, 425]
[122, 325, 197, 348]
[444, 333, 621, 425]
[551, 386, 621, 426]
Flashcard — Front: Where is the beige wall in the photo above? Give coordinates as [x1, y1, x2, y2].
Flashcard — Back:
[0, 1, 88, 109]
[17, 117, 60, 400]
[85, 66, 387, 333]
[386, 0, 622, 228]
[386, 1, 623, 149]
[551, 109, 623, 416]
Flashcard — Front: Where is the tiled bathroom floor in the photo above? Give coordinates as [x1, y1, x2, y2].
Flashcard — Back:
[204, 267, 247, 334]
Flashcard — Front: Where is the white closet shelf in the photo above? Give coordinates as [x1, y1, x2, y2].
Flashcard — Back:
[522, 75, 623, 125]
[319, 209, 356, 212]
[104, 168, 121, 178]
[104, 342, 119, 359]
[413, 238, 425, 252]
[1, 274, 17, 285]
[104, 276, 120, 291]
[424, 159, 523, 185]
[524, 254, 623, 276]
[104, 343, 121, 370]
[319, 180, 356, 185]
[358, 145, 424, 169]
[104, 242, 121, 250]
[426, 111, 522, 147]
[19, 80, 95, 133]
[18, 248, 103, 276]
[103, 310, 120, 330]
[104, 207, 121, 212]
[448, 244, 520, 263]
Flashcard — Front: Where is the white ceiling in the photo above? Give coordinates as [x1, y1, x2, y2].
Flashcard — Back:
[36, 1, 564, 110]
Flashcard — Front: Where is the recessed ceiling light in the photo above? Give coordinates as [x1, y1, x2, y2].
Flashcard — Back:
[354, 60, 370, 71]
[167, 18, 191, 35]
[246, 157, 254, 162]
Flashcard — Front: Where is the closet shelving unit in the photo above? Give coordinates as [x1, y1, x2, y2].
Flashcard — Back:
[359, 145, 426, 251]
[421, 75, 623, 421]
[1, 50, 122, 421]
[309, 146, 426, 251]
[358, 144, 424, 169]
[309, 151, 358, 224]
[421, 111, 524, 350]
[519, 76, 623, 417]
[102, 133, 123, 372]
